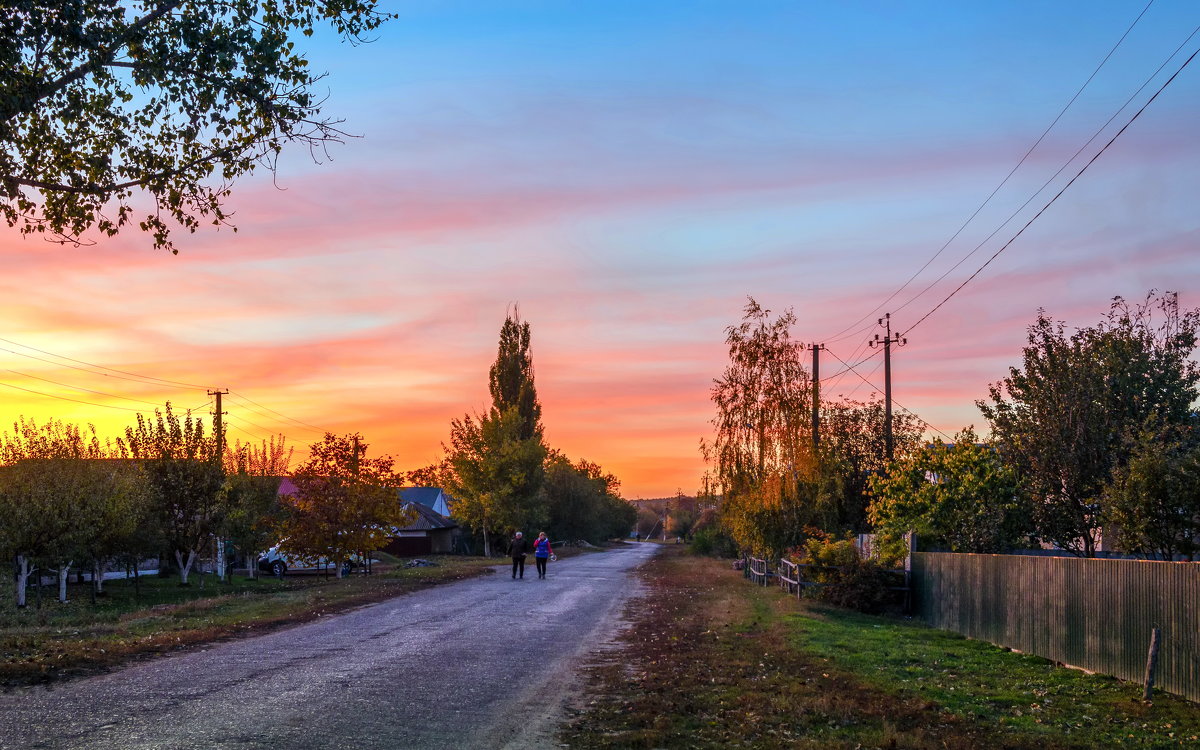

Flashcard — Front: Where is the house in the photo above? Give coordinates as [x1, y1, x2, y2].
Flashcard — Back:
[276, 481, 460, 557]
[384, 488, 461, 557]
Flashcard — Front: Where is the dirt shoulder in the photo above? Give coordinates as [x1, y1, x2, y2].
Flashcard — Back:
[560, 546, 1200, 749]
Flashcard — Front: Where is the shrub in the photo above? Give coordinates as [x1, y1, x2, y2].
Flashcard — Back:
[690, 526, 739, 558]
[791, 535, 899, 615]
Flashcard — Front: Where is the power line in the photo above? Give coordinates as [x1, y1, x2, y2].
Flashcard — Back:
[0, 337, 213, 390]
[823, 347, 954, 442]
[228, 391, 327, 434]
[822, 1, 1158, 344]
[903, 43, 1200, 337]
[891, 24, 1200, 326]
[0, 380, 155, 413]
[4, 369, 171, 407]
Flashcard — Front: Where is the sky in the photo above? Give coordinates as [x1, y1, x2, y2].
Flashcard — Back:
[2, 1, 1199, 498]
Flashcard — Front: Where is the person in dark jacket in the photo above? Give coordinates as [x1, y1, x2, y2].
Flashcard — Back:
[508, 531, 529, 579]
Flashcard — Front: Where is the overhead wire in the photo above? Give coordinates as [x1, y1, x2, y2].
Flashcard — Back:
[821, 0, 1158, 344]
[228, 390, 327, 434]
[902, 42, 1200, 337]
[0, 336, 213, 390]
[0, 380, 156, 413]
[823, 347, 954, 442]
[3, 369, 168, 407]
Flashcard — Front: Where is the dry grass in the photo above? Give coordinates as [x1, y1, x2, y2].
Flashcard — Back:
[561, 546, 1200, 749]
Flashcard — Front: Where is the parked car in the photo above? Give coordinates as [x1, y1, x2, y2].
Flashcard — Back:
[257, 542, 360, 576]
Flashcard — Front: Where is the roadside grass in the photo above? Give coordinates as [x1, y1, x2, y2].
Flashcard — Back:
[1, 555, 495, 687]
[562, 546, 1200, 749]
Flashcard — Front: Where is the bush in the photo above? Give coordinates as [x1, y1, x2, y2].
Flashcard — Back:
[690, 527, 738, 558]
[791, 535, 900, 615]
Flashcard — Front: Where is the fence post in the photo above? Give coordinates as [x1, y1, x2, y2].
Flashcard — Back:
[1143, 626, 1162, 702]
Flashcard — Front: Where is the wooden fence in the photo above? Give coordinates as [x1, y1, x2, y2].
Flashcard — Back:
[912, 552, 1200, 702]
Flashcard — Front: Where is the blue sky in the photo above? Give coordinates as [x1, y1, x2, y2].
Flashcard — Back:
[2, 1, 1198, 496]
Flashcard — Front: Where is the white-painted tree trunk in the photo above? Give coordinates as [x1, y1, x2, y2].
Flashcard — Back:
[483, 521, 492, 558]
[216, 537, 226, 582]
[93, 559, 106, 594]
[15, 555, 30, 607]
[174, 549, 196, 585]
[57, 562, 72, 603]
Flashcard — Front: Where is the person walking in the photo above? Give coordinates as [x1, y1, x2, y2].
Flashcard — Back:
[508, 531, 529, 579]
[532, 532, 554, 579]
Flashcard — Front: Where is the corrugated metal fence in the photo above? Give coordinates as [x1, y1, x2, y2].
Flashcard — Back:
[912, 552, 1200, 702]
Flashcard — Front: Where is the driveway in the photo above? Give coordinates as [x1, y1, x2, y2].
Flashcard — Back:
[0, 543, 659, 749]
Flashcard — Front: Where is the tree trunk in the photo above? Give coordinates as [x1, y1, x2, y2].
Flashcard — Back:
[94, 559, 106, 594]
[483, 521, 492, 558]
[174, 549, 196, 585]
[57, 562, 71, 603]
[15, 555, 30, 607]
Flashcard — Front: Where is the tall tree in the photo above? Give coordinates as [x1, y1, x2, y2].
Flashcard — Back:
[445, 311, 548, 555]
[710, 298, 811, 495]
[121, 404, 225, 584]
[1, 1, 393, 253]
[708, 298, 819, 555]
[979, 292, 1200, 556]
[280, 433, 409, 578]
[489, 309, 542, 440]
[445, 407, 546, 556]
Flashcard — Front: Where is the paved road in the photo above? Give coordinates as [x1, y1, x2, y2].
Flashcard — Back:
[0, 543, 658, 750]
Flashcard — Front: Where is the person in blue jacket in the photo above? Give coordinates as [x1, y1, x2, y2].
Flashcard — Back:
[532, 531, 554, 579]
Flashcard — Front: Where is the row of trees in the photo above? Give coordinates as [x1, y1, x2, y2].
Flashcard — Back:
[870, 291, 1200, 560]
[706, 298, 922, 558]
[707, 291, 1200, 563]
[419, 310, 635, 554]
[1, 403, 414, 606]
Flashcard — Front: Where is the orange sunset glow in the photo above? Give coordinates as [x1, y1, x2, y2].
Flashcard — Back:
[3, 3, 1199, 498]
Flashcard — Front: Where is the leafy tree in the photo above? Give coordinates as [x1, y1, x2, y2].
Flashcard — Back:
[220, 436, 292, 579]
[0, 418, 147, 605]
[280, 433, 409, 578]
[445, 407, 546, 556]
[489, 308, 542, 441]
[709, 298, 811, 495]
[121, 404, 224, 584]
[708, 298, 831, 556]
[867, 428, 1031, 556]
[822, 395, 924, 533]
[1, 1, 393, 253]
[979, 292, 1200, 556]
[444, 311, 548, 555]
[542, 452, 634, 543]
[1104, 425, 1200, 561]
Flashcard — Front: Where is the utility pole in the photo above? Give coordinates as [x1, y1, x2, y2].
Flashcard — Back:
[809, 343, 825, 454]
[207, 388, 228, 582]
[868, 314, 906, 462]
[208, 389, 228, 458]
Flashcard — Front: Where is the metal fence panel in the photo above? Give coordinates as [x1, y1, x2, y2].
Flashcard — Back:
[912, 552, 1200, 702]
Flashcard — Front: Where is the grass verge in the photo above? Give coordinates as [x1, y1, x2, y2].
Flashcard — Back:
[561, 545, 1200, 749]
[1, 555, 496, 687]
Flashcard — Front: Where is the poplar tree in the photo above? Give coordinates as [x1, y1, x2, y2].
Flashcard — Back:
[446, 310, 547, 555]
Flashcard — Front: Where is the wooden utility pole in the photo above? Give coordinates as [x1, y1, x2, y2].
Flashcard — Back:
[208, 388, 228, 457]
[868, 314, 905, 462]
[809, 343, 825, 454]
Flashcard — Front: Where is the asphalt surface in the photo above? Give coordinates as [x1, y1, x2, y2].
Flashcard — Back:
[0, 543, 659, 750]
